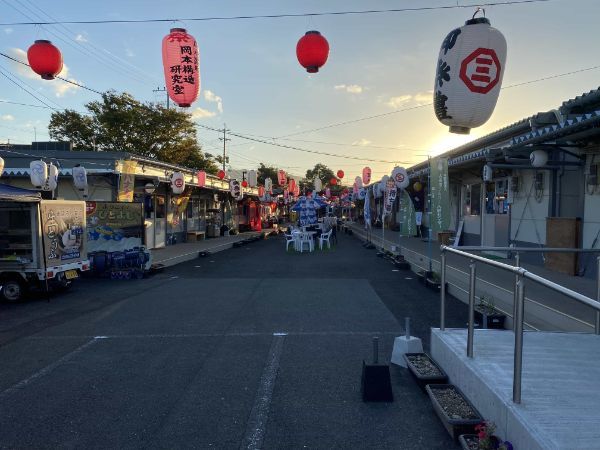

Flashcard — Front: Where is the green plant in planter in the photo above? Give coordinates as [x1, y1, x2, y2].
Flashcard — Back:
[431, 271, 441, 283]
[474, 421, 513, 450]
[476, 296, 499, 316]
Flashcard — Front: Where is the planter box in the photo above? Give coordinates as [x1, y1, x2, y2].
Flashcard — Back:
[403, 353, 448, 392]
[425, 277, 441, 291]
[425, 384, 483, 441]
[458, 434, 503, 450]
[474, 310, 507, 329]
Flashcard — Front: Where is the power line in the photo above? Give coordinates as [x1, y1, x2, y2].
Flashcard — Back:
[0, 99, 54, 109]
[0, 67, 59, 110]
[197, 123, 411, 164]
[0, 1, 553, 26]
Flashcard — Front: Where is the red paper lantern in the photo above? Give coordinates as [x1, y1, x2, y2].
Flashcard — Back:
[241, 180, 248, 188]
[330, 177, 337, 186]
[296, 31, 329, 73]
[258, 186, 265, 197]
[217, 169, 226, 180]
[27, 40, 63, 80]
[162, 28, 200, 107]
[337, 170, 344, 179]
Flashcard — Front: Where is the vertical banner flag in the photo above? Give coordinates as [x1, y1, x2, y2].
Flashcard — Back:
[364, 188, 371, 229]
[117, 160, 137, 202]
[399, 190, 416, 236]
[383, 180, 397, 217]
[429, 156, 450, 235]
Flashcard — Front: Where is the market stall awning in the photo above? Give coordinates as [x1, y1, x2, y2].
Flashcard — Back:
[0, 183, 41, 202]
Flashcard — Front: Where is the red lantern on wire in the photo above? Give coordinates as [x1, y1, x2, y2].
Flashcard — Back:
[241, 180, 248, 188]
[330, 177, 337, 186]
[337, 170, 344, 179]
[162, 28, 200, 107]
[27, 40, 63, 80]
[296, 31, 329, 73]
[217, 169, 226, 180]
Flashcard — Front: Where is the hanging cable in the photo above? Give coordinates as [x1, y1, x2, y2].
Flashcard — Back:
[0, 1, 553, 26]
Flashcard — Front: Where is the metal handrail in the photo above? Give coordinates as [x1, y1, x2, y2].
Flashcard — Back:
[439, 245, 600, 404]
[455, 246, 600, 253]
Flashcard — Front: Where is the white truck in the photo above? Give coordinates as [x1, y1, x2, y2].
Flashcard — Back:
[0, 185, 89, 302]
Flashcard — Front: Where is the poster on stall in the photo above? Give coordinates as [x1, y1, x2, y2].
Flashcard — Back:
[40, 200, 86, 266]
[429, 156, 450, 235]
[86, 201, 144, 253]
[117, 160, 138, 202]
[170, 188, 192, 227]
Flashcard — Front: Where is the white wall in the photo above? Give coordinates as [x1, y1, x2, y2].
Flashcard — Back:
[510, 170, 549, 245]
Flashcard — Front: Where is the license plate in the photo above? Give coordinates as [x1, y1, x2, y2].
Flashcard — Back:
[65, 270, 78, 280]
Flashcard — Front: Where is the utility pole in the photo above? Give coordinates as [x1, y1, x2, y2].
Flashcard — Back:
[153, 86, 169, 109]
[218, 124, 230, 171]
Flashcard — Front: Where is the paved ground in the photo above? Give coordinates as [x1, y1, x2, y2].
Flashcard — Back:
[0, 231, 470, 449]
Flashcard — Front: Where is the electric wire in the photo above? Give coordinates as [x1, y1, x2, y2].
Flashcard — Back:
[0, 1, 553, 26]
[0, 67, 59, 111]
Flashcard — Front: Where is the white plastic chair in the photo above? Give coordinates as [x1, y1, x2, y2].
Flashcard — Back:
[298, 232, 314, 253]
[284, 232, 296, 251]
[319, 229, 333, 250]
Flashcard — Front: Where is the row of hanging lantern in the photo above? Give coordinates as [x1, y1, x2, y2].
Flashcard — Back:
[25, 8, 505, 134]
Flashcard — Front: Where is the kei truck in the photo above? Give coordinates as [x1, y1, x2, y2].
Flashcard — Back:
[0, 184, 89, 302]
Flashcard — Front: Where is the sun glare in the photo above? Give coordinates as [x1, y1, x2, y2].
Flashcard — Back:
[427, 133, 477, 157]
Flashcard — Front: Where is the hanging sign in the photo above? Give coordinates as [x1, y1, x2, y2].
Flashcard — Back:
[384, 180, 397, 216]
[117, 160, 137, 202]
[430, 157, 450, 234]
[264, 177, 273, 194]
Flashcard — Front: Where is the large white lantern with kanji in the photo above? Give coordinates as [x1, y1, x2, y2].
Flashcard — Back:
[391, 166, 409, 190]
[30, 160, 48, 189]
[72, 165, 87, 191]
[247, 170, 257, 188]
[171, 171, 185, 194]
[434, 13, 507, 134]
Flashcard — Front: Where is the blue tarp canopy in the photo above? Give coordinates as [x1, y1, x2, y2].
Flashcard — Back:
[0, 183, 41, 202]
[291, 195, 327, 226]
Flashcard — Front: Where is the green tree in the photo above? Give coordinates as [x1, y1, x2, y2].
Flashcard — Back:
[48, 91, 218, 173]
[305, 163, 336, 186]
[257, 163, 278, 185]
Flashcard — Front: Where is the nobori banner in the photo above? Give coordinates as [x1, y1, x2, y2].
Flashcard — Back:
[429, 156, 450, 235]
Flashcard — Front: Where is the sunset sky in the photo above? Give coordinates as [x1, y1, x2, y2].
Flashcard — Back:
[1, 0, 599, 181]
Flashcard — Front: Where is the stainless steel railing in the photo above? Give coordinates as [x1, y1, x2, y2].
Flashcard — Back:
[439, 245, 600, 404]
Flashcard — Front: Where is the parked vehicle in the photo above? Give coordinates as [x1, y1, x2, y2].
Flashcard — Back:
[0, 184, 89, 302]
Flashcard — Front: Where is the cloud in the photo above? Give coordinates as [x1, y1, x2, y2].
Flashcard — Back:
[4, 28, 13, 34]
[385, 91, 433, 109]
[125, 48, 135, 57]
[51, 63, 81, 97]
[352, 138, 372, 146]
[191, 107, 217, 119]
[203, 90, 223, 113]
[334, 84, 363, 94]
[75, 33, 88, 42]
[1, 114, 14, 121]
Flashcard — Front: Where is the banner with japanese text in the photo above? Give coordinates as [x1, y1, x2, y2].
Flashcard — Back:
[429, 156, 450, 235]
[399, 190, 416, 236]
[117, 160, 137, 203]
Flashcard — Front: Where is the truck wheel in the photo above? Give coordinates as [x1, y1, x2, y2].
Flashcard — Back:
[1, 277, 25, 303]
[53, 272, 72, 291]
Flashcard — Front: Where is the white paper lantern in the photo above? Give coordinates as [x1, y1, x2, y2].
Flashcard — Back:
[530, 150, 548, 167]
[0, 156, 4, 176]
[391, 166, 410, 189]
[45, 163, 58, 191]
[171, 171, 185, 194]
[247, 170, 258, 188]
[72, 166, 87, 191]
[314, 178, 322, 192]
[30, 160, 48, 188]
[434, 15, 507, 134]
[355, 176, 363, 189]
[264, 177, 272, 193]
[362, 167, 371, 185]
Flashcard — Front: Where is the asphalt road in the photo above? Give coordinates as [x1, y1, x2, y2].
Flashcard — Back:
[0, 231, 469, 449]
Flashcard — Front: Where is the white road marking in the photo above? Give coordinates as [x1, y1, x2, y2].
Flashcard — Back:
[241, 334, 286, 450]
[0, 338, 100, 399]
